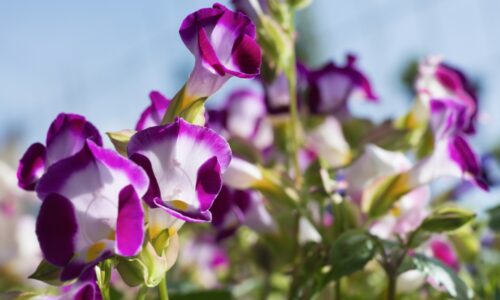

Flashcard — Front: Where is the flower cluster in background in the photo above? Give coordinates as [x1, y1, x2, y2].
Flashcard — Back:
[1, 1, 500, 300]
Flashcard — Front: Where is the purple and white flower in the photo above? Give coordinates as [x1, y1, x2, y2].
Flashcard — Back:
[35, 140, 149, 281]
[416, 56, 478, 134]
[222, 157, 263, 190]
[35, 279, 102, 300]
[307, 54, 378, 116]
[210, 186, 276, 239]
[344, 144, 411, 205]
[180, 3, 261, 100]
[178, 235, 229, 289]
[136, 91, 170, 131]
[207, 89, 273, 150]
[263, 63, 309, 115]
[17, 113, 102, 191]
[306, 116, 351, 168]
[344, 144, 430, 237]
[406, 99, 488, 190]
[128, 118, 232, 223]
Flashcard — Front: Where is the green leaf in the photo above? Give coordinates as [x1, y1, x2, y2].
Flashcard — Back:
[258, 15, 293, 72]
[412, 254, 473, 299]
[28, 259, 63, 286]
[106, 129, 135, 156]
[421, 206, 475, 233]
[363, 173, 412, 218]
[328, 230, 376, 280]
[116, 236, 179, 288]
[287, 0, 312, 10]
[487, 204, 500, 232]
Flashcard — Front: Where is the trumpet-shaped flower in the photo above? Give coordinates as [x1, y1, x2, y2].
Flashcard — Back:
[306, 116, 351, 168]
[210, 186, 276, 239]
[345, 145, 430, 238]
[406, 99, 488, 190]
[207, 89, 273, 150]
[416, 56, 478, 134]
[222, 157, 263, 190]
[178, 235, 229, 288]
[345, 144, 410, 204]
[180, 3, 261, 100]
[128, 118, 231, 222]
[17, 113, 102, 191]
[35, 279, 102, 300]
[136, 91, 170, 130]
[307, 54, 378, 116]
[263, 63, 309, 115]
[35, 140, 149, 281]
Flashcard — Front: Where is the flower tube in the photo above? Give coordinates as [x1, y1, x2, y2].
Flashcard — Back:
[207, 89, 273, 150]
[35, 140, 149, 280]
[210, 186, 276, 239]
[128, 118, 232, 223]
[307, 54, 378, 116]
[17, 113, 102, 191]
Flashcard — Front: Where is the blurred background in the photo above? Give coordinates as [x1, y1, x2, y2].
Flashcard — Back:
[0, 0, 499, 202]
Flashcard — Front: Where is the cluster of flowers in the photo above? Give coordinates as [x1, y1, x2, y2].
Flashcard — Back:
[8, 1, 497, 299]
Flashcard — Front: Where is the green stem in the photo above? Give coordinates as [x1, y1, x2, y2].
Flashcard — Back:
[386, 271, 396, 300]
[97, 260, 112, 300]
[137, 285, 148, 300]
[335, 279, 342, 300]
[284, 53, 302, 187]
[159, 276, 169, 300]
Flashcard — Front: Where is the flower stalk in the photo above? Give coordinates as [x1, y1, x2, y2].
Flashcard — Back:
[159, 276, 169, 300]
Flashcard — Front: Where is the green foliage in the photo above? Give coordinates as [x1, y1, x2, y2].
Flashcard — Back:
[411, 254, 473, 300]
[116, 235, 179, 288]
[488, 204, 500, 232]
[106, 129, 135, 156]
[28, 260, 63, 286]
[421, 206, 476, 233]
[328, 230, 376, 280]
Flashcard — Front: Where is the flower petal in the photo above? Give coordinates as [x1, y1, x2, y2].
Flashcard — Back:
[226, 33, 261, 78]
[128, 118, 231, 222]
[17, 142, 46, 191]
[36, 193, 78, 266]
[136, 91, 170, 130]
[115, 185, 145, 256]
[196, 156, 223, 211]
[45, 113, 102, 166]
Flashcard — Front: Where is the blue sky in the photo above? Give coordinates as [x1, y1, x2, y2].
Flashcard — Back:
[1, 0, 499, 149]
[1, 0, 499, 210]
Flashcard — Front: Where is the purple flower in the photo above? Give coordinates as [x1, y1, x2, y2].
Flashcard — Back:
[17, 113, 102, 191]
[232, 0, 268, 23]
[306, 116, 351, 168]
[307, 54, 378, 116]
[210, 186, 275, 239]
[416, 56, 478, 134]
[128, 118, 232, 223]
[429, 99, 469, 140]
[178, 235, 229, 288]
[35, 140, 149, 281]
[207, 89, 273, 149]
[263, 63, 309, 114]
[406, 99, 488, 190]
[429, 238, 460, 272]
[180, 3, 262, 100]
[38, 279, 102, 300]
[136, 91, 170, 131]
